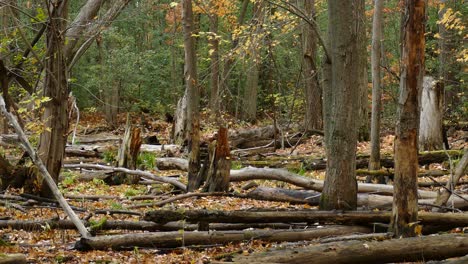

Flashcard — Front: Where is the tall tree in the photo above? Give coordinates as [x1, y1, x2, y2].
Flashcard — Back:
[208, 10, 220, 114]
[182, 0, 202, 191]
[369, 0, 384, 178]
[320, 0, 361, 210]
[390, 0, 426, 237]
[300, 0, 322, 131]
[243, 0, 263, 122]
[357, 0, 369, 141]
[37, 0, 69, 197]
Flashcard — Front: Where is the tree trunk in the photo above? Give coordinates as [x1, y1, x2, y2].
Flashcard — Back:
[182, 0, 201, 192]
[419, 76, 444, 150]
[300, 0, 322, 131]
[209, 14, 220, 114]
[242, 1, 263, 122]
[369, 0, 384, 177]
[390, 0, 425, 237]
[204, 127, 231, 192]
[37, 0, 69, 198]
[357, 0, 369, 142]
[320, 0, 360, 210]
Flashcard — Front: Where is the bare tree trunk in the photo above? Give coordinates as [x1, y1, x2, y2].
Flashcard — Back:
[37, 0, 69, 198]
[300, 0, 322, 131]
[209, 14, 220, 114]
[369, 0, 384, 180]
[357, 0, 369, 142]
[390, 0, 425, 237]
[242, 1, 263, 122]
[115, 115, 142, 184]
[419, 76, 444, 150]
[320, 0, 361, 210]
[182, 0, 201, 191]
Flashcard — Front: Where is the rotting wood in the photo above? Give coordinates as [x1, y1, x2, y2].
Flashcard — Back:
[143, 209, 468, 227]
[114, 115, 142, 184]
[75, 226, 371, 250]
[204, 127, 231, 192]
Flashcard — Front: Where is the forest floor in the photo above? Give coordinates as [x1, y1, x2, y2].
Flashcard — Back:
[0, 112, 467, 263]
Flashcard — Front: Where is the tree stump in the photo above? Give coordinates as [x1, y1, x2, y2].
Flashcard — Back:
[203, 127, 231, 192]
[114, 115, 142, 184]
[419, 76, 444, 150]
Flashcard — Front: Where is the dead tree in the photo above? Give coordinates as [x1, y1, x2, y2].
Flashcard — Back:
[203, 127, 231, 192]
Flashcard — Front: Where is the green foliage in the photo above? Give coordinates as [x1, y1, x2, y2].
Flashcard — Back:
[103, 150, 117, 164]
[60, 171, 78, 188]
[231, 161, 243, 170]
[110, 202, 123, 210]
[124, 187, 145, 198]
[89, 217, 107, 232]
[137, 152, 156, 170]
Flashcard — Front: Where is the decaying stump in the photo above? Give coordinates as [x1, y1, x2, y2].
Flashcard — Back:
[203, 127, 231, 192]
[112, 115, 142, 184]
[419, 76, 444, 151]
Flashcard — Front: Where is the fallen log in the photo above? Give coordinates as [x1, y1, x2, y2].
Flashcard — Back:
[433, 149, 468, 210]
[75, 225, 371, 250]
[0, 219, 311, 232]
[143, 209, 468, 228]
[155, 157, 189, 171]
[229, 125, 278, 148]
[0, 254, 26, 264]
[230, 167, 438, 198]
[63, 163, 186, 191]
[231, 233, 468, 264]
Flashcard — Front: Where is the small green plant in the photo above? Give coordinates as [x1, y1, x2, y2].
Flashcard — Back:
[110, 202, 123, 210]
[60, 171, 77, 188]
[124, 187, 144, 198]
[297, 163, 307, 176]
[137, 152, 156, 169]
[103, 150, 117, 164]
[89, 217, 107, 232]
[92, 178, 106, 187]
[231, 161, 243, 170]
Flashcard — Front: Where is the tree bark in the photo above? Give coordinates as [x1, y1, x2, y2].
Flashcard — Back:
[242, 1, 263, 122]
[37, 0, 70, 198]
[182, 0, 201, 191]
[232, 233, 468, 264]
[369, 0, 384, 175]
[419, 76, 444, 150]
[300, 0, 322, 131]
[390, 0, 426, 237]
[357, 0, 369, 142]
[0, 254, 26, 264]
[320, 0, 360, 210]
[209, 14, 220, 113]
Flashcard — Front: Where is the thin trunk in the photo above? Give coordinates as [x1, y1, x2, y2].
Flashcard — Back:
[320, 0, 360, 210]
[37, 0, 69, 198]
[390, 0, 426, 237]
[209, 14, 220, 114]
[369, 0, 384, 175]
[242, 1, 263, 122]
[182, 0, 201, 191]
[301, 0, 322, 131]
[357, 0, 369, 141]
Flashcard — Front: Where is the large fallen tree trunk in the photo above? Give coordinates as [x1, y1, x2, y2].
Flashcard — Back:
[75, 225, 371, 250]
[0, 219, 312, 232]
[63, 163, 186, 191]
[143, 209, 468, 228]
[230, 167, 438, 198]
[231, 233, 468, 264]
